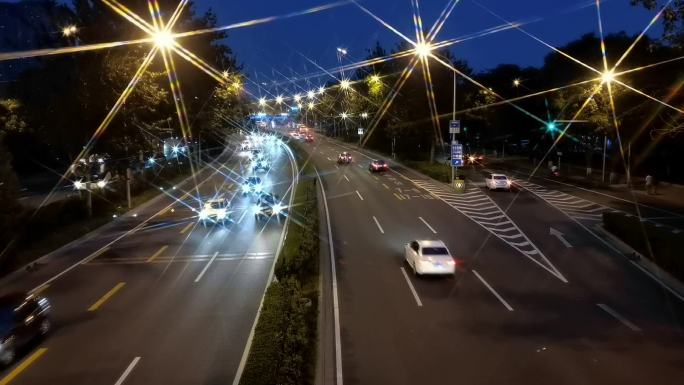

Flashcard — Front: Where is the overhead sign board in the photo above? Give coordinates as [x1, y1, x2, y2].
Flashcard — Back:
[449, 120, 461, 134]
[358, 127, 364, 135]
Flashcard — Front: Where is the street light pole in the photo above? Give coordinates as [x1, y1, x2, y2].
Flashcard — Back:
[602, 134, 607, 183]
[451, 68, 457, 183]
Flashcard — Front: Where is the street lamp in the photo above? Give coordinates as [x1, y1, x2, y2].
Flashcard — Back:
[307, 90, 315, 99]
[414, 42, 433, 58]
[153, 30, 174, 48]
[513, 78, 521, 87]
[294, 93, 302, 102]
[370, 74, 380, 83]
[340, 112, 349, 119]
[275, 95, 284, 104]
[340, 79, 351, 90]
[336, 47, 348, 55]
[318, 86, 325, 95]
[308, 102, 315, 109]
[258, 97, 267, 106]
[601, 70, 615, 84]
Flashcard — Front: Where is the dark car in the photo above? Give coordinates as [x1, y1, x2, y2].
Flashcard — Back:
[369, 159, 389, 172]
[337, 152, 353, 164]
[254, 193, 286, 221]
[242, 176, 263, 196]
[0, 293, 51, 366]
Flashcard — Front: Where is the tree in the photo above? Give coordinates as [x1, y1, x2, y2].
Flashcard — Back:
[631, 0, 684, 45]
[0, 100, 26, 255]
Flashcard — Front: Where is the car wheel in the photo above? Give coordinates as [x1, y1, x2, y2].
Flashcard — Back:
[39, 318, 51, 335]
[0, 345, 15, 366]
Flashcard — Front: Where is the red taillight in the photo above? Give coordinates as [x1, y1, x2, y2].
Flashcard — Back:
[447, 260, 456, 266]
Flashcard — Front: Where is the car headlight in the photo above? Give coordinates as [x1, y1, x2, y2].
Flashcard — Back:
[253, 204, 262, 214]
[216, 209, 227, 219]
[74, 180, 84, 190]
[242, 184, 251, 192]
[255, 184, 263, 193]
[96, 180, 106, 188]
[273, 203, 284, 215]
[199, 210, 209, 220]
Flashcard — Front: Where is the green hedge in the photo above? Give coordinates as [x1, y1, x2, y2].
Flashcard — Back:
[403, 160, 452, 183]
[240, 149, 319, 385]
[603, 211, 684, 282]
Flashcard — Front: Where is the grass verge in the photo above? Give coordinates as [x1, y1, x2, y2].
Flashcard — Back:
[240, 142, 319, 385]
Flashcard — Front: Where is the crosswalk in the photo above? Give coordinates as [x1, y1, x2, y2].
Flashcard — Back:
[513, 179, 607, 224]
[409, 178, 567, 282]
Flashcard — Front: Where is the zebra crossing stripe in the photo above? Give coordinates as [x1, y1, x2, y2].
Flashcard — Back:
[401, 177, 568, 283]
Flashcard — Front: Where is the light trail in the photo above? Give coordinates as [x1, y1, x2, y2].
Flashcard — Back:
[351, 0, 415, 46]
[0, 38, 152, 62]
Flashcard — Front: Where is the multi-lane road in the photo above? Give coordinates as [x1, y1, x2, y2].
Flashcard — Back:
[306, 135, 684, 385]
[0, 135, 296, 385]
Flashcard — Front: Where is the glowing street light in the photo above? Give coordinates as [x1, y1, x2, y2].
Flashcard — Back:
[318, 86, 325, 95]
[294, 93, 302, 102]
[308, 102, 315, 109]
[546, 121, 557, 132]
[222, 70, 229, 78]
[370, 74, 380, 83]
[340, 112, 349, 119]
[601, 70, 615, 84]
[258, 97, 267, 106]
[275, 95, 284, 104]
[153, 30, 174, 49]
[513, 79, 521, 87]
[361, 112, 369, 119]
[340, 79, 351, 90]
[62, 25, 78, 37]
[336, 47, 348, 55]
[307, 90, 315, 99]
[414, 42, 433, 58]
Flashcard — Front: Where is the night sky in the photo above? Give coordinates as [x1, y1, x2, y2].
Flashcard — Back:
[196, 0, 661, 88]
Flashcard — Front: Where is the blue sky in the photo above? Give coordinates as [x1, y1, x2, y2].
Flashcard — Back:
[196, 0, 662, 83]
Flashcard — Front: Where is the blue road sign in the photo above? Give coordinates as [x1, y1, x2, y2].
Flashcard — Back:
[449, 120, 461, 134]
[451, 143, 463, 167]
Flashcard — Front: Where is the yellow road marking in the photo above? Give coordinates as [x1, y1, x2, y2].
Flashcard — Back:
[393, 193, 404, 201]
[146, 245, 168, 263]
[0, 348, 48, 385]
[382, 183, 389, 189]
[179, 222, 194, 234]
[88, 282, 125, 312]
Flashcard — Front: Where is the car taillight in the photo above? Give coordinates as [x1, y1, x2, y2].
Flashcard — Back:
[447, 260, 456, 265]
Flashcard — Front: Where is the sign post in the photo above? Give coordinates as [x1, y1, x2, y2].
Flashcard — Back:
[357, 127, 364, 146]
[449, 120, 462, 190]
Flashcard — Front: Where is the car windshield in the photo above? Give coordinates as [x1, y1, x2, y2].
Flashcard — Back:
[421, 247, 449, 255]
[209, 201, 223, 209]
[375, 160, 385, 165]
[248, 177, 261, 184]
[493, 176, 508, 180]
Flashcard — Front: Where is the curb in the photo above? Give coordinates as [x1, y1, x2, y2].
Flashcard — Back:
[593, 224, 684, 300]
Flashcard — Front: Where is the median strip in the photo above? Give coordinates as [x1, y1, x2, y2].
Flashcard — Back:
[355, 190, 364, 201]
[146, 245, 168, 263]
[0, 348, 48, 385]
[194, 251, 219, 282]
[88, 282, 126, 312]
[372, 216, 385, 234]
[472, 270, 513, 311]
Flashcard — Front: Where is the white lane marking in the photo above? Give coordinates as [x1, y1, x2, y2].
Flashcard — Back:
[335, 164, 339, 169]
[597, 303, 642, 332]
[195, 251, 219, 282]
[343, 175, 350, 182]
[472, 270, 514, 311]
[316, 166, 344, 385]
[418, 216, 437, 234]
[372, 216, 385, 234]
[327, 157, 332, 161]
[232, 140, 298, 385]
[237, 209, 248, 224]
[400, 267, 423, 307]
[114, 357, 141, 385]
[355, 190, 364, 201]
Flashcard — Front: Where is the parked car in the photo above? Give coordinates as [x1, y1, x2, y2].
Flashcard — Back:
[0, 293, 52, 366]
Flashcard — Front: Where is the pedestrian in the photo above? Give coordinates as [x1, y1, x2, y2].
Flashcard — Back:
[645, 174, 654, 194]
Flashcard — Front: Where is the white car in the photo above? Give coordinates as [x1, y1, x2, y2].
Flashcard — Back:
[199, 197, 230, 224]
[404, 240, 457, 276]
[485, 173, 511, 191]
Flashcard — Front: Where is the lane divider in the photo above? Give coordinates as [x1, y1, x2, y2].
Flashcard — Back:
[88, 282, 126, 312]
[194, 251, 219, 283]
[399, 267, 423, 307]
[0, 348, 48, 385]
[472, 270, 514, 311]
[113, 357, 141, 385]
[146, 245, 168, 263]
[597, 303, 641, 332]
[372, 216, 385, 234]
[179, 222, 194, 234]
[355, 190, 364, 201]
[418, 217, 437, 234]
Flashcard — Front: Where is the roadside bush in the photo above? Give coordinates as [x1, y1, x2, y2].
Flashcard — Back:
[604, 211, 684, 282]
[240, 277, 310, 385]
[404, 160, 451, 183]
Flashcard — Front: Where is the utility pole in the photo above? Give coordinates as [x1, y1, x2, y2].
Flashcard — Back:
[451, 67, 457, 182]
[86, 168, 92, 218]
[602, 134, 607, 183]
[126, 168, 133, 209]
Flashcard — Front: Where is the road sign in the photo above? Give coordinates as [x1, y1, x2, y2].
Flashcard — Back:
[449, 120, 461, 134]
[358, 127, 364, 135]
[451, 143, 463, 167]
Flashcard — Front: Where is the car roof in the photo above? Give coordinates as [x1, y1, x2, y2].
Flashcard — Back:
[206, 197, 226, 203]
[491, 173, 508, 177]
[417, 240, 447, 248]
[372, 159, 385, 162]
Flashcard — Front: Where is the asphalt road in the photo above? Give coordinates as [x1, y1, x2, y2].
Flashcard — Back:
[0, 135, 296, 385]
[305, 135, 684, 385]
